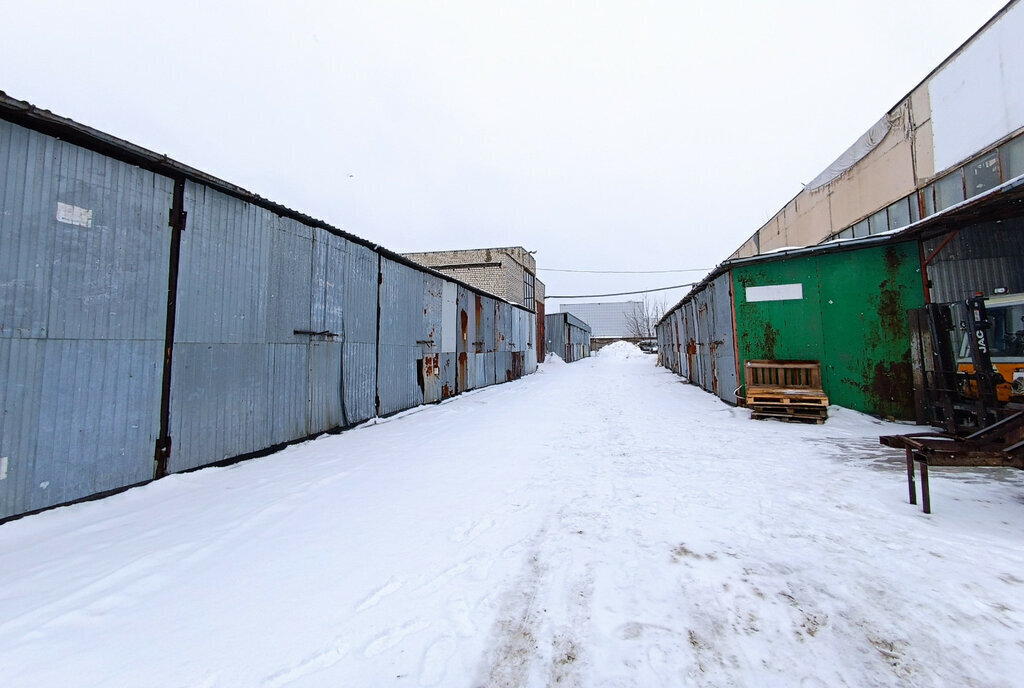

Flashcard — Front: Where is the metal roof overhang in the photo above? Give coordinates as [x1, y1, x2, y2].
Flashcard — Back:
[900, 174, 1024, 243]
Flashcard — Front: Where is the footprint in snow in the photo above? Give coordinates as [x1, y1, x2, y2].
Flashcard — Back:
[355, 578, 404, 612]
[452, 518, 495, 543]
[419, 635, 458, 685]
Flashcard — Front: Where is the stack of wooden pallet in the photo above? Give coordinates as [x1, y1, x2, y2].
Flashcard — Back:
[744, 360, 829, 424]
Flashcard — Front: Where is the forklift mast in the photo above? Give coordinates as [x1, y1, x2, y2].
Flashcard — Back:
[912, 297, 1008, 433]
[963, 297, 1000, 426]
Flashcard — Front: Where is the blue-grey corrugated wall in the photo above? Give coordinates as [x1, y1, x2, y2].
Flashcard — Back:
[342, 243, 379, 424]
[543, 313, 591, 363]
[1, 114, 538, 520]
[1, 120, 170, 518]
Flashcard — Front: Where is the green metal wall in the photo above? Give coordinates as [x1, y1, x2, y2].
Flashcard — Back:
[732, 242, 925, 419]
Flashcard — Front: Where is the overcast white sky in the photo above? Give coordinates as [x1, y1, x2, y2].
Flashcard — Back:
[0, 1, 1009, 311]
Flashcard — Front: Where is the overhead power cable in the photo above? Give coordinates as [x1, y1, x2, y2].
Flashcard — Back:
[547, 282, 697, 299]
[538, 267, 709, 274]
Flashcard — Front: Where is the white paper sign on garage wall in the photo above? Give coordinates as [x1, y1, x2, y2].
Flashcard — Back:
[746, 283, 803, 303]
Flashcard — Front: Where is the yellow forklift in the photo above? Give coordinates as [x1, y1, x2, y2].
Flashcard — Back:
[883, 293, 1024, 513]
[955, 292, 1024, 403]
[911, 293, 1024, 433]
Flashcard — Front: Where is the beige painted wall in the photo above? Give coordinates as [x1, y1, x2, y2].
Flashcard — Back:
[827, 121, 917, 231]
[909, 84, 935, 182]
[728, 99, 922, 259]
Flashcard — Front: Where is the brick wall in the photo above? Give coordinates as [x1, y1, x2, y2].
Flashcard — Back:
[402, 246, 543, 311]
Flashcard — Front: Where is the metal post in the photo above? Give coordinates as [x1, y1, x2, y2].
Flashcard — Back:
[920, 460, 931, 514]
[906, 449, 917, 505]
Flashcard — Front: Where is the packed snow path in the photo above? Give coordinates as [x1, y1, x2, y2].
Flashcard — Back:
[2, 343, 1023, 687]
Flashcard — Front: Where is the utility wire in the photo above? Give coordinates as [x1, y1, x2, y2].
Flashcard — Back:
[539, 267, 709, 274]
[547, 282, 697, 299]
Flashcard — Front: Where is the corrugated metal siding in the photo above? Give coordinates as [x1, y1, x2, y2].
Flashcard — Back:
[710, 272, 738, 404]
[478, 295, 496, 388]
[674, 309, 686, 377]
[561, 301, 638, 337]
[536, 301, 546, 361]
[421, 273, 444, 403]
[525, 317, 538, 374]
[545, 313, 566, 361]
[684, 274, 739, 402]
[308, 230, 347, 431]
[657, 314, 673, 373]
[925, 219, 1024, 304]
[170, 183, 319, 471]
[694, 293, 712, 391]
[495, 301, 509, 382]
[655, 272, 737, 405]
[456, 285, 473, 392]
[2, 106, 542, 520]
[732, 242, 924, 418]
[377, 257, 423, 416]
[544, 312, 591, 363]
[682, 302, 698, 382]
[815, 245, 924, 419]
[1, 121, 170, 518]
[441, 281, 457, 354]
[341, 243, 378, 424]
[656, 324, 669, 368]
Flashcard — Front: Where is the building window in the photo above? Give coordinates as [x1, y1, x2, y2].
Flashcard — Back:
[887, 197, 911, 231]
[523, 270, 535, 311]
[921, 183, 936, 217]
[999, 134, 1024, 181]
[852, 218, 870, 238]
[934, 170, 965, 211]
[868, 208, 888, 235]
[966, 150, 1000, 198]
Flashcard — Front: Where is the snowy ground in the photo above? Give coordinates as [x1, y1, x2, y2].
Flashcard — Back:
[2, 342, 1023, 688]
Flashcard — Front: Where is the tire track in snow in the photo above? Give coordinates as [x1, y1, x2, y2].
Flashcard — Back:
[475, 532, 549, 688]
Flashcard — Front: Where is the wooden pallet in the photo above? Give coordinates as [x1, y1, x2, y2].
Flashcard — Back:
[744, 360, 829, 424]
[751, 411, 826, 424]
[747, 390, 828, 407]
[750, 405, 828, 424]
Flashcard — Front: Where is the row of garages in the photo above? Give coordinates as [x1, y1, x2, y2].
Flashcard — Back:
[544, 312, 592, 363]
[0, 94, 537, 521]
[657, 179, 1024, 420]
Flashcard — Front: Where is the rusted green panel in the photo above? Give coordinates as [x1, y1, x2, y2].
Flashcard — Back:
[734, 260, 824, 361]
[732, 242, 925, 419]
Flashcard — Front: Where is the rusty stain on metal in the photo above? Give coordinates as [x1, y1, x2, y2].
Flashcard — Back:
[475, 294, 483, 337]
[709, 340, 719, 395]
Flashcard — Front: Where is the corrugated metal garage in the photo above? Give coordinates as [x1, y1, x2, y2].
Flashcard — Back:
[0, 92, 537, 520]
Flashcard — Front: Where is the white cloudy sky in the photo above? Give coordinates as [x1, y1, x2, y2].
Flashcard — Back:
[0, 1, 1009, 310]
